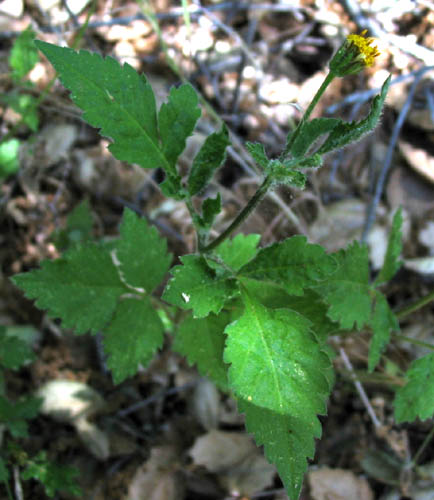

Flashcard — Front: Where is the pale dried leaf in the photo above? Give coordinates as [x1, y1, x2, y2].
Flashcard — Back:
[308, 468, 373, 500]
[192, 378, 220, 430]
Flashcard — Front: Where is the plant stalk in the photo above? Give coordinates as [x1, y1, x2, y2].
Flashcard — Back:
[396, 288, 434, 319]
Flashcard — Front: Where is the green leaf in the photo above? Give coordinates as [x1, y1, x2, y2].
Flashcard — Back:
[34, 41, 166, 171]
[12, 243, 125, 334]
[174, 312, 230, 391]
[115, 208, 172, 292]
[0, 457, 9, 482]
[317, 76, 391, 155]
[0, 139, 20, 179]
[240, 399, 322, 500]
[10, 27, 39, 81]
[238, 235, 337, 296]
[394, 353, 434, 423]
[375, 208, 403, 285]
[267, 160, 307, 188]
[188, 124, 230, 195]
[224, 290, 331, 415]
[52, 199, 93, 251]
[290, 118, 340, 158]
[313, 241, 371, 330]
[0, 327, 35, 370]
[245, 142, 269, 170]
[214, 233, 261, 272]
[163, 255, 236, 318]
[104, 297, 164, 384]
[0, 396, 42, 438]
[22, 452, 82, 497]
[158, 84, 201, 170]
[368, 292, 399, 372]
[198, 193, 221, 229]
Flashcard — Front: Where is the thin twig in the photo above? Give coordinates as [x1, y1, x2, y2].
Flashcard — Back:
[339, 347, 382, 428]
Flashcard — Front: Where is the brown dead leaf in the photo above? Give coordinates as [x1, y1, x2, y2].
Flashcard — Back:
[308, 467, 373, 500]
[399, 140, 434, 185]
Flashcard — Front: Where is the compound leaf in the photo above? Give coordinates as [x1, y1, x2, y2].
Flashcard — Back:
[375, 207, 403, 285]
[224, 289, 331, 415]
[240, 398, 322, 500]
[104, 297, 164, 384]
[313, 241, 371, 330]
[12, 243, 125, 334]
[394, 353, 434, 423]
[115, 208, 172, 293]
[162, 255, 237, 318]
[188, 124, 230, 195]
[34, 41, 167, 172]
[174, 312, 230, 391]
[238, 235, 337, 296]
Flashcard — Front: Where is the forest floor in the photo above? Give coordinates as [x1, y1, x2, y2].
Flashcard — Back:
[1, 0, 434, 499]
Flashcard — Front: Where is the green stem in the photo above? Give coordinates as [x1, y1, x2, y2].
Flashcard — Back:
[281, 71, 336, 159]
[396, 289, 434, 319]
[411, 425, 434, 466]
[202, 175, 273, 253]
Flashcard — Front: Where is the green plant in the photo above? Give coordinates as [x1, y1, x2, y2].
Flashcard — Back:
[0, 327, 81, 498]
[10, 32, 434, 498]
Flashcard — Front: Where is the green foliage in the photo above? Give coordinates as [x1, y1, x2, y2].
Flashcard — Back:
[0, 139, 20, 179]
[394, 353, 434, 423]
[10, 26, 39, 81]
[163, 255, 237, 317]
[11, 41, 407, 500]
[0, 396, 41, 438]
[316, 76, 391, 155]
[1, 93, 39, 131]
[188, 124, 230, 195]
[21, 451, 82, 497]
[376, 208, 403, 285]
[174, 312, 230, 391]
[0, 327, 36, 370]
[238, 236, 337, 296]
[225, 289, 331, 415]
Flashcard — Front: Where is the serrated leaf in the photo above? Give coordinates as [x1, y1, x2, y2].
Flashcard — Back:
[368, 292, 399, 372]
[34, 41, 168, 172]
[245, 142, 269, 170]
[163, 255, 237, 318]
[0, 328, 35, 370]
[224, 290, 331, 415]
[10, 27, 39, 81]
[214, 233, 261, 272]
[394, 353, 434, 423]
[0, 396, 42, 438]
[238, 235, 337, 296]
[115, 208, 171, 292]
[12, 243, 125, 334]
[188, 124, 230, 195]
[375, 208, 403, 285]
[290, 118, 340, 158]
[239, 399, 322, 500]
[313, 241, 371, 330]
[22, 452, 82, 497]
[158, 84, 201, 169]
[104, 297, 164, 384]
[317, 76, 391, 155]
[267, 160, 307, 188]
[174, 312, 230, 391]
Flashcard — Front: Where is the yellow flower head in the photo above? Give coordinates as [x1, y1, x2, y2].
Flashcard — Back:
[346, 30, 380, 67]
[329, 30, 380, 77]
